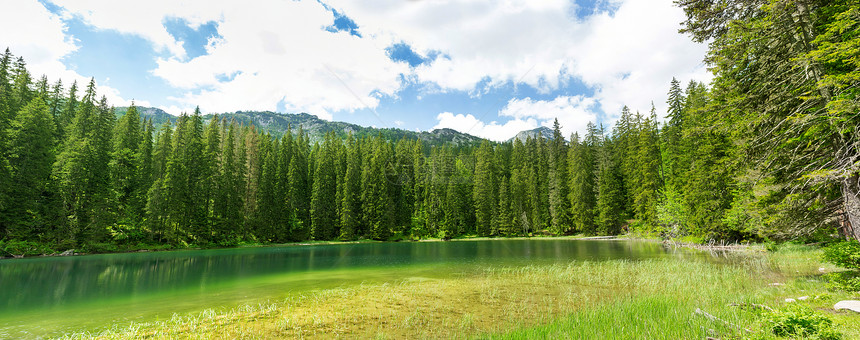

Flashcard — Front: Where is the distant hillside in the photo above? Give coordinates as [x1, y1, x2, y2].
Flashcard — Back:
[114, 106, 174, 126]
[115, 107, 486, 146]
[507, 126, 554, 143]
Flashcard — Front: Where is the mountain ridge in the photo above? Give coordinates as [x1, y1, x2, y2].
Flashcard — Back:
[115, 106, 489, 146]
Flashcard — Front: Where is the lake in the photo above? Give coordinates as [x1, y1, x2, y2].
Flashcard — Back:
[0, 239, 675, 338]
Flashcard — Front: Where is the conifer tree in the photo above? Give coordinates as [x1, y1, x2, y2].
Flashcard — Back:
[472, 140, 496, 236]
[136, 118, 154, 219]
[548, 119, 570, 234]
[255, 135, 281, 241]
[54, 79, 112, 245]
[339, 133, 362, 240]
[362, 136, 393, 240]
[568, 128, 597, 234]
[213, 121, 244, 243]
[111, 103, 142, 221]
[595, 125, 624, 235]
[274, 127, 293, 242]
[0, 49, 13, 236]
[59, 80, 78, 137]
[287, 127, 310, 240]
[495, 175, 514, 236]
[311, 133, 339, 240]
[634, 106, 661, 226]
[10, 57, 32, 114]
[201, 115, 221, 241]
[146, 120, 173, 242]
[4, 98, 56, 239]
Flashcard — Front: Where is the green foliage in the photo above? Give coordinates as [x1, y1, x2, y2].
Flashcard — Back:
[822, 241, 860, 270]
[0, 239, 53, 257]
[823, 272, 860, 292]
[764, 305, 841, 340]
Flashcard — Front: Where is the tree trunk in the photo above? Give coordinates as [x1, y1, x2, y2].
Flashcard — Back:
[843, 174, 860, 242]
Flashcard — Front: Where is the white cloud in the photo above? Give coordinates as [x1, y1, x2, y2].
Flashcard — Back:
[0, 0, 137, 109]
[47, 0, 409, 120]
[328, 0, 710, 120]
[47, 0, 227, 59]
[499, 96, 597, 138]
[19, 0, 709, 127]
[0, 0, 77, 76]
[433, 112, 537, 142]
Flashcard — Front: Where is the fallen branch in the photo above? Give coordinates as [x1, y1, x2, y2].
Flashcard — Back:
[694, 308, 752, 333]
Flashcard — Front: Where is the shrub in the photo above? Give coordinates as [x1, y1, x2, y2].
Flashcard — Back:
[1, 240, 53, 257]
[824, 272, 860, 292]
[822, 241, 860, 270]
[765, 305, 841, 339]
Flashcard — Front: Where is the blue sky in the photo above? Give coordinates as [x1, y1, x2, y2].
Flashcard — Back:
[2, 0, 708, 140]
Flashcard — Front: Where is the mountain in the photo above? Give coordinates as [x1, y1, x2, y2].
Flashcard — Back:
[114, 106, 173, 126]
[507, 126, 554, 143]
[115, 107, 486, 146]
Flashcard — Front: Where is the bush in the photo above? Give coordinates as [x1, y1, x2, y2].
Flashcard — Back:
[824, 272, 860, 292]
[765, 305, 841, 340]
[822, 241, 860, 270]
[1, 240, 53, 257]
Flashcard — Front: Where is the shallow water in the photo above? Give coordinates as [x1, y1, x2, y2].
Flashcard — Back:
[0, 239, 673, 338]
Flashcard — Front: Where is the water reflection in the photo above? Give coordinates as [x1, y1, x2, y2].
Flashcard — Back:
[0, 239, 670, 337]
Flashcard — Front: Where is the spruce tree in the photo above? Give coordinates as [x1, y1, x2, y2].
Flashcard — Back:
[339, 133, 362, 240]
[362, 136, 393, 240]
[568, 128, 597, 234]
[595, 125, 624, 235]
[213, 121, 244, 243]
[634, 106, 661, 226]
[146, 120, 173, 242]
[472, 140, 496, 236]
[110, 103, 142, 221]
[548, 119, 570, 234]
[311, 132, 339, 240]
[4, 98, 56, 239]
[287, 127, 310, 241]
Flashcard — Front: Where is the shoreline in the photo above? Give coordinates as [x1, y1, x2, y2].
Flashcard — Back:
[0, 234, 626, 260]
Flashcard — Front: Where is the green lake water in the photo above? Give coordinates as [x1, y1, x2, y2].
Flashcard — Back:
[0, 239, 675, 339]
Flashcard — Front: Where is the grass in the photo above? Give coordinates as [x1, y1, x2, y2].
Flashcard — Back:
[58, 244, 860, 339]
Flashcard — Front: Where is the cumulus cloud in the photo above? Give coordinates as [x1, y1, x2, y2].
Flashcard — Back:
[153, 0, 409, 119]
[433, 112, 538, 142]
[329, 0, 709, 120]
[48, 0, 226, 59]
[47, 0, 410, 119]
[499, 96, 597, 138]
[0, 0, 139, 108]
[18, 0, 709, 128]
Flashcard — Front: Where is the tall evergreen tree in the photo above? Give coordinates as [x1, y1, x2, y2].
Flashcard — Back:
[595, 125, 624, 235]
[634, 106, 661, 226]
[287, 127, 310, 241]
[472, 140, 496, 236]
[3, 98, 56, 239]
[311, 133, 339, 240]
[212, 121, 244, 243]
[548, 119, 570, 234]
[362, 136, 393, 240]
[146, 120, 173, 242]
[339, 133, 362, 240]
[54, 79, 113, 245]
[568, 128, 597, 234]
[110, 103, 142, 221]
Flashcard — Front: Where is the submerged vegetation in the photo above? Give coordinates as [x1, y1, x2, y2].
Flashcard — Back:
[56, 245, 860, 339]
